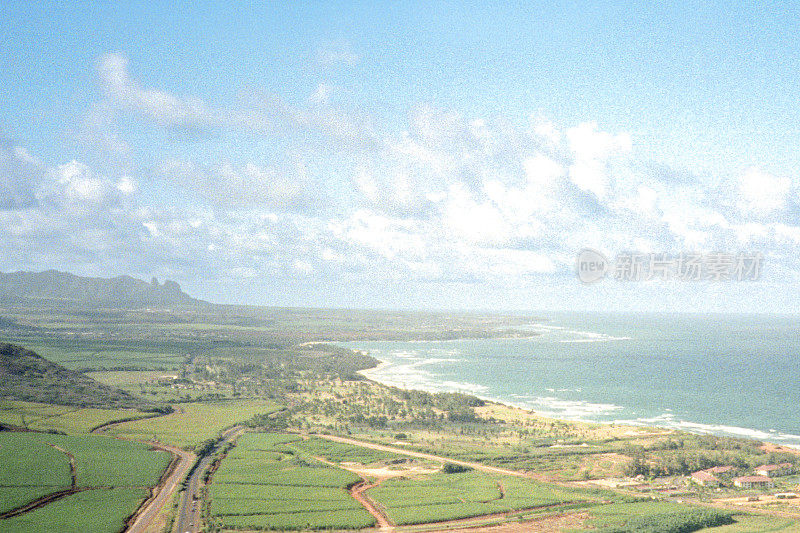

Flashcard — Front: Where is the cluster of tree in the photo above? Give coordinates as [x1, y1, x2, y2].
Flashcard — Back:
[347, 414, 388, 428]
[624, 449, 744, 477]
[623, 438, 797, 478]
[441, 462, 472, 474]
[397, 389, 485, 410]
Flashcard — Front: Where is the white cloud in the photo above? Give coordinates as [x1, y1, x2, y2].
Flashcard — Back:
[531, 115, 562, 145]
[12, 54, 800, 306]
[78, 102, 131, 156]
[315, 42, 360, 67]
[98, 53, 209, 128]
[737, 167, 792, 215]
[158, 159, 314, 211]
[116, 176, 138, 196]
[0, 140, 44, 209]
[566, 121, 632, 200]
[328, 210, 426, 261]
[441, 183, 510, 245]
[308, 83, 332, 105]
[774, 223, 800, 244]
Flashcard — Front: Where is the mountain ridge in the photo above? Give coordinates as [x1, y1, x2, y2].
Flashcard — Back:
[0, 343, 156, 409]
[0, 270, 200, 308]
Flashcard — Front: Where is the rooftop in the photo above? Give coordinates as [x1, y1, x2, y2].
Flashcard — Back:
[692, 471, 719, 482]
[706, 466, 733, 474]
[756, 463, 793, 471]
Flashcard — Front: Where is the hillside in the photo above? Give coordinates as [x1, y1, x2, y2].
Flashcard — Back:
[0, 343, 155, 409]
[0, 270, 199, 308]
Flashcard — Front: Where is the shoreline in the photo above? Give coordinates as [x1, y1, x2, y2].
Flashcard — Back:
[355, 352, 800, 452]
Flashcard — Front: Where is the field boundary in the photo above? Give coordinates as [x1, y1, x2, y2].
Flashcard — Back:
[0, 487, 92, 519]
[311, 433, 531, 479]
[89, 411, 165, 434]
[0, 438, 83, 519]
[49, 444, 77, 488]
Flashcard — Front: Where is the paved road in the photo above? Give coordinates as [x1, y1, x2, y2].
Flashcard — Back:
[174, 425, 246, 533]
[126, 442, 195, 533]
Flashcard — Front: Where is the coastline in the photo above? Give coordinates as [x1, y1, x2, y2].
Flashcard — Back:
[355, 350, 800, 452]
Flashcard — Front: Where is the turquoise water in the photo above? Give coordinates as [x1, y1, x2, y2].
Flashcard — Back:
[340, 313, 800, 448]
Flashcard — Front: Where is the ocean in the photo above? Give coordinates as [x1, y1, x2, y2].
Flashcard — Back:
[340, 313, 800, 448]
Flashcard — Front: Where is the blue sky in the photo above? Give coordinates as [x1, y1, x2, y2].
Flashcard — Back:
[1, 2, 799, 311]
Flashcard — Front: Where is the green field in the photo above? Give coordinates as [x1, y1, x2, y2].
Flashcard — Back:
[0, 400, 153, 434]
[366, 470, 595, 526]
[587, 501, 736, 532]
[0, 433, 72, 490]
[85, 370, 175, 387]
[0, 487, 150, 533]
[106, 399, 279, 448]
[17, 342, 187, 372]
[0, 431, 170, 533]
[208, 432, 375, 531]
[288, 436, 403, 464]
[0, 432, 171, 489]
[710, 514, 800, 532]
[0, 487, 63, 515]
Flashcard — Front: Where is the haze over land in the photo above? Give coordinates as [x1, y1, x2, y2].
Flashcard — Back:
[0, 270, 196, 307]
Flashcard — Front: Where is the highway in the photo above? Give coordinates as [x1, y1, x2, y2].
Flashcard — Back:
[173, 425, 245, 533]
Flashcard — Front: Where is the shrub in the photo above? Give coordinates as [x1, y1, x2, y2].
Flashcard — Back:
[442, 462, 472, 474]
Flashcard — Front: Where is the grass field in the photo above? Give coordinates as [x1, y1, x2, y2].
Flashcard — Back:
[0, 487, 65, 515]
[19, 343, 187, 372]
[586, 501, 736, 532]
[367, 470, 596, 525]
[0, 487, 150, 533]
[208, 432, 375, 531]
[85, 370, 173, 387]
[0, 432, 170, 532]
[106, 399, 280, 448]
[0, 400, 153, 434]
[288, 436, 403, 464]
[0, 433, 72, 489]
[0, 432, 171, 489]
[710, 514, 800, 532]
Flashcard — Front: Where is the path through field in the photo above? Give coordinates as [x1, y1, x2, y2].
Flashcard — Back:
[310, 453, 396, 530]
[90, 411, 197, 533]
[311, 433, 595, 533]
[124, 441, 194, 533]
[49, 444, 77, 488]
[313, 433, 531, 478]
[173, 425, 245, 533]
[350, 480, 394, 531]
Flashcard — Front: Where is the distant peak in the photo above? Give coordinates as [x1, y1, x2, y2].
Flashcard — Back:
[0, 270, 201, 308]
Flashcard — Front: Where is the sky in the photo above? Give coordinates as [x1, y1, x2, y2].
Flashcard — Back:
[1, 1, 800, 312]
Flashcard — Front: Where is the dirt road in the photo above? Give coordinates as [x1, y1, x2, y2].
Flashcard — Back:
[313, 433, 531, 478]
[126, 442, 195, 533]
[89, 413, 197, 533]
[350, 480, 394, 531]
